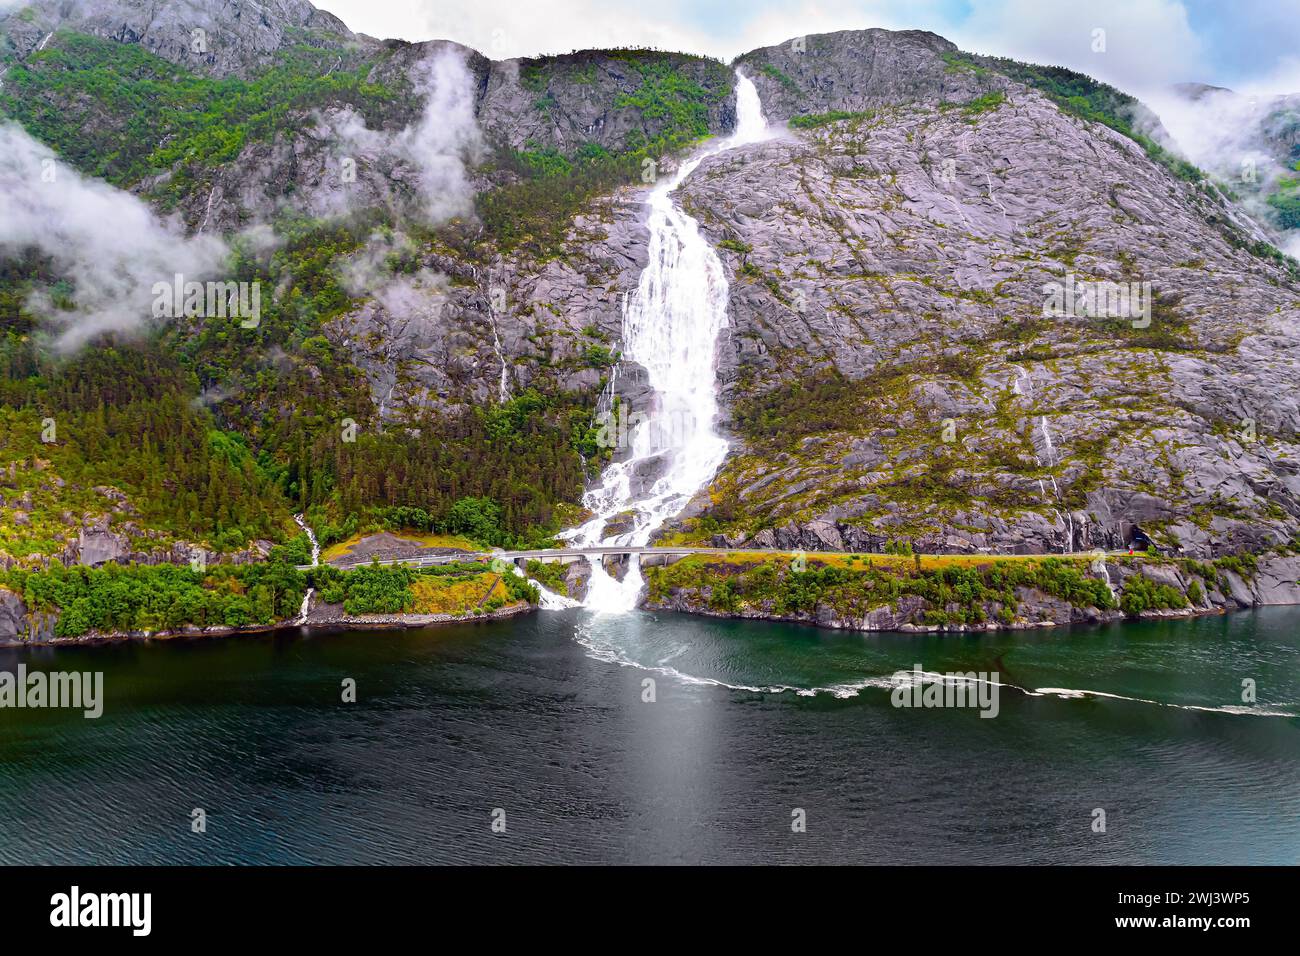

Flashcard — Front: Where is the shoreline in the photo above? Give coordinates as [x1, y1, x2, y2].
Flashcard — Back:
[3, 590, 1285, 650]
[641, 597, 1232, 633]
[6, 548, 1300, 647]
[0, 599, 537, 649]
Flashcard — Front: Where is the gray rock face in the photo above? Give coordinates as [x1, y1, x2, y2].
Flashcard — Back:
[76, 525, 131, 566]
[1, 0, 365, 77]
[476, 51, 734, 154]
[0, 587, 58, 644]
[669, 76, 1300, 558]
[1250, 554, 1300, 604]
[736, 29, 995, 123]
[326, 193, 650, 418]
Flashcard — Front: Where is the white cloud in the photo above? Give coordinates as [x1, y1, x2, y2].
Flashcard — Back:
[399, 47, 485, 223]
[317, 0, 1275, 99]
[319, 46, 483, 224]
[953, 0, 1207, 92]
[0, 121, 229, 350]
[1235, 56, 1300, 98]
[320, 0, 925, 62]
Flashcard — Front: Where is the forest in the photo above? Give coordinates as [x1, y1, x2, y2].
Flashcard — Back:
[3, 558, 308, 636]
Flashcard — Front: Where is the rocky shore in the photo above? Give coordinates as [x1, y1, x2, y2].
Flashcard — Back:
[642, 552, 1300, 633]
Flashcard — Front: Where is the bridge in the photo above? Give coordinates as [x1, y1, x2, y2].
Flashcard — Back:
[311, 545, 745, 572]
[302, 544, 1136, 573]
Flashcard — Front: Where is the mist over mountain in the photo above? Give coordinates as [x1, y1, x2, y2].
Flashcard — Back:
[2, 0, 1300, 609]
[1144, 82, 1300, 254]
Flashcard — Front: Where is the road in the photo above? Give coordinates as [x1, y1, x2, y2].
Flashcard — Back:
[304, 546, 1142, 572]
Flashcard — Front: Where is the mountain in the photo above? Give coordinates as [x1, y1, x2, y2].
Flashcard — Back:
[2, 0, 1300, 580]
[1, 0, 364, 77]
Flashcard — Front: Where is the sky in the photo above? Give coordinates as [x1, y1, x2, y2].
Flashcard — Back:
[319, 0, 1300, 99]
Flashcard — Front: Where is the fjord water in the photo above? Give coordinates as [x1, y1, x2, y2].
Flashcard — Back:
[565, 72, 769, 611]
[1, 608, 1297, 864]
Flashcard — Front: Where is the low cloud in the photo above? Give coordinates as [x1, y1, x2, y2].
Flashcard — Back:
[1142, 87, 1272, 175]
[371, 269, 449, 322]
[0, 121, 230, 350]
[1141, 85, 1299, 244]
[400, 47, 485, 223]
[956, 0, 1207, 93]
[340, 229, 418, 297]
[340, 228, 449, 323]
[325, 46, 484, 225]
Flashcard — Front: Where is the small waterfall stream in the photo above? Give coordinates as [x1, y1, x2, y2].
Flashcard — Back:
[293, 514, 319, 624]
[1038, 415, 1074, 553]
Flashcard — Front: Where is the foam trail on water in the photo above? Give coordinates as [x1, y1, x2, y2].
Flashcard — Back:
[574, 623, 1297, 715]
[562, 71, 769, 612]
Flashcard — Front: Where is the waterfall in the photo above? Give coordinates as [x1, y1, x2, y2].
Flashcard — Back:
[1011, 364, 1029, 396]
[487, 272, 511, 402]
[1014, 367, 1074, 554]
[1037, 415, 1073, 554]
[1092, 553, 1117, 601]
[293, 514, 320, 624]
[562, 71, 769, 613]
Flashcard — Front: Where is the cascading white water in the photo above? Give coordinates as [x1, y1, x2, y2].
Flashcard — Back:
[562, 71, 769, 612]
[1038, 416, 1073, 553]
[1013, 368, 1075, 554]
[293, 514, 320, 624]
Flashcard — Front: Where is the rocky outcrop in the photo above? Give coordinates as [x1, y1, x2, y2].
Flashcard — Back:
[0, 0, 366, 78]
[476, 50, 734, 152]
[0, 587, 58, 644]
[643, 553, 1300, 632]
[325, 199, 651, 417]
[664, 55, 1300, 559]
[737, 29, 996, 123]
[7, 505, 275, 571]
[301, 594, 534, 629]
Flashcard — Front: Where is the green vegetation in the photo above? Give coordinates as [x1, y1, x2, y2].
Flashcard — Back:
[717, 238, 752, 254]
[731, 360, 977, 455]
[1266, 169, 1300, 229]
[478, 53, 730, 254]
[1, 211, 597, 557]
[0, 346, 293, 554]
[0, 33, 397, 199]
[0, 555, 539, 637]
[644, 554, 1117, 627]
[789, 109, 874, 129]
[1085, 291, 1199, 351]
[612, 58, 720, 140]
[313, 560, 537, 615]
[756, 63, 800, 94]
[525, 559, 570, 596]
[959, 91, 1005, 117]
[2, 559, 307, 637]
[1118, 572, 1188, 616]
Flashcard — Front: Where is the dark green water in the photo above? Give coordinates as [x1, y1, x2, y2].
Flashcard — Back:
[1, 607, 1297, 864]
